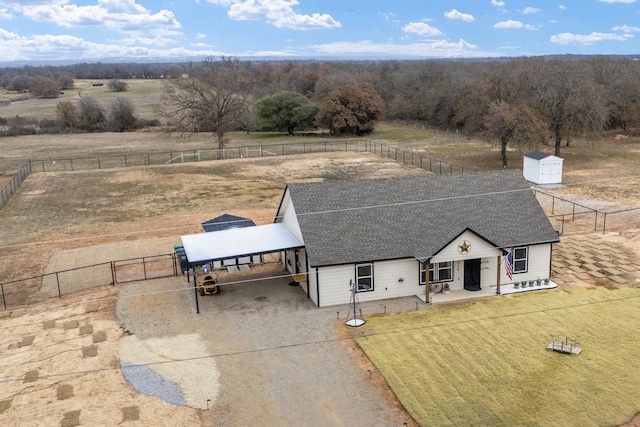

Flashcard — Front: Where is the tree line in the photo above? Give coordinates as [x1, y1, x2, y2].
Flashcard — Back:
[2, 56, 639, 165]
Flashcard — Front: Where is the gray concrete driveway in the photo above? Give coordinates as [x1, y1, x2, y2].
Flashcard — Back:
[117, 263, 421, 427]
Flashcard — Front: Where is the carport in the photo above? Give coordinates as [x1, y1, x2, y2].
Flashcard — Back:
[180, 223, 305, 313]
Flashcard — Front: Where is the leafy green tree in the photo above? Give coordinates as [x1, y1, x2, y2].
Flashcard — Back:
[315, 82, 384, 135]
[256, 91, 317, 135]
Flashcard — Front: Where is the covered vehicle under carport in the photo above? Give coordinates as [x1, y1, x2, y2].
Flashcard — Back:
[181, 223, 305, 313]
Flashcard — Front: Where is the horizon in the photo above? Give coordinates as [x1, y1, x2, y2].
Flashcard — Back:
[0, 1, 639, 66]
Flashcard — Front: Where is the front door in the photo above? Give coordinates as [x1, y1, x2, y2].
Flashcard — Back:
[464, 259, 481, 291]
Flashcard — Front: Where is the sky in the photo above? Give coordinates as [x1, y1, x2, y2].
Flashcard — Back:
[0, 0, 638, 64]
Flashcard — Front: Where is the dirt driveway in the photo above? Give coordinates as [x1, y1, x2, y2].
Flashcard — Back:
[116, 262, 421, 427]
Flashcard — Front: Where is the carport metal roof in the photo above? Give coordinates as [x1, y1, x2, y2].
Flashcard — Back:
[181, 223, 304, 265]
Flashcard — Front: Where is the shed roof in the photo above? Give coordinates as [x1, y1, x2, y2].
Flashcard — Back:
[284, 169, 559, 268]
[525, 151, 563, 161]
[202, 213, 256, 233]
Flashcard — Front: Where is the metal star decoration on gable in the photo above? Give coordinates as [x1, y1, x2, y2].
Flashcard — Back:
[458, 240, 471, 254]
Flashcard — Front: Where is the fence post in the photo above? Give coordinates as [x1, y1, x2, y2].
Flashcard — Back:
[56, 272, 62, 298]
[594, 211, 598, 232]
[603, 213, 607, 235]
[111, 261, 117, 285]
[1, 283, 5, 310]
[143, 257, 148, 280]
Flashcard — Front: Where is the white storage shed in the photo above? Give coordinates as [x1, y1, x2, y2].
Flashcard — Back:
[523, 151, 563, 185]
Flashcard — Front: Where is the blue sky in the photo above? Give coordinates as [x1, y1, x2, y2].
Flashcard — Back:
[0, 0, 638, 64]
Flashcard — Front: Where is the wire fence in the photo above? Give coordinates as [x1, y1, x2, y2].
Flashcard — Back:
[0, 163, 31, 209]
[534, 190, 640, 235]
[0, 253, 178, 310]
[26, 140, 465, 175]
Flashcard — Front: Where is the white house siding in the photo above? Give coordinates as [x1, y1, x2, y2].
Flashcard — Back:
[317, 259, 423, 307]
[276, 189, 303, 241]
[504, 243, 552, 285]
[308, 268, 318, 306]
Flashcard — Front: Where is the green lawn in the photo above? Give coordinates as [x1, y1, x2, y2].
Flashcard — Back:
[356, 286, 640, 427]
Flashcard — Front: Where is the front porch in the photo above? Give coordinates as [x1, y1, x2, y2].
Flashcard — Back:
[417, 280, 559, 304]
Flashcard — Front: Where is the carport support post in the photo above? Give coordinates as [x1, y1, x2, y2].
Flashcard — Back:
[192, 266, 200, 314]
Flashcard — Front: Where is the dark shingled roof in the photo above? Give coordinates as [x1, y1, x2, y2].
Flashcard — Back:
[525, 151, 552, 160]
[202, 214, 256, 233]
[285, 170, 559, 268]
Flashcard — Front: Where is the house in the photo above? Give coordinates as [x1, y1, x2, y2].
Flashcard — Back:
[181, 170, 559, 308]
[523, 151, 563, 185]
[274, 169, 559, 307]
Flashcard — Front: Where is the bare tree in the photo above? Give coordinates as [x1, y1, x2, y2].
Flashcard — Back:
[77, 97, 106, 132]
[30, 78, 61, 99]
[107, 79, 128, 92]
[483, 101, 546, 167]
[108, 97, 136, 131]
[56, 100, 77, 129]
[155, 57, 252, 150]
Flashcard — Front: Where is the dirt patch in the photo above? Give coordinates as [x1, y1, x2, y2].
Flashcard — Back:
[0, 286, 205, 426]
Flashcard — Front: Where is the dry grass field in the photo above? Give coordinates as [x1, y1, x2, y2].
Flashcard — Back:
[355, 286, 640, 426]
[0, 122, 639, 426]
[0, 79, 164, 121]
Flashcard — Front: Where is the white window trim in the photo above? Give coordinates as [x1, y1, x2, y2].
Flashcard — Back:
[355, 263, 374, 292]
[420, 261, 453, 285]
[513, 246, 528, 273]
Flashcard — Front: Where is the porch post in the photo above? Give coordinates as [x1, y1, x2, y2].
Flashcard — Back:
[496, 255, 501, 295]
[426, 263, 430, 303]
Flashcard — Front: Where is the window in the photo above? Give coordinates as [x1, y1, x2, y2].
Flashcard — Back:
[420, 261, 453, 284]
[513, 247, 528, 273]
[355, 263, 373, 292]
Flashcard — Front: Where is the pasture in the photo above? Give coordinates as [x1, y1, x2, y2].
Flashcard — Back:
[0, 79, 164, 121]
[1, 80, 640, 425]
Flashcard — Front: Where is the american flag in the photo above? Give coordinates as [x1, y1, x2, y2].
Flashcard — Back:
[505, 251, 513, 280]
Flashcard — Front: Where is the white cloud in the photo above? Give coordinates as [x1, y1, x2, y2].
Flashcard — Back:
[210, 0, 341, 30]
[598, 0, 636, 3]
[494, 20, 537, 30]
[0, 8, 11, 19]
[559, 5, 567, 9]
[613, 24, 640, 33]
[491, 0, 505, 6]
[550, 32, 628, 45]
[196, 33, 207, 39]
[403, 21, 442, 36]
[0, 31, 225, 62]
[522, 7, 541, 14]
[13, 0, 181, 38]
[444, 9, 474, 22]
[311, 39, 492, 58]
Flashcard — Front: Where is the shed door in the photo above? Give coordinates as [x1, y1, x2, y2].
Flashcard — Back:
[541, 162, 561, 184]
